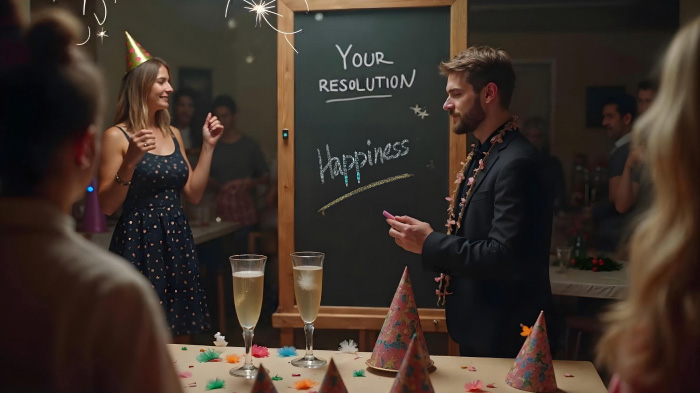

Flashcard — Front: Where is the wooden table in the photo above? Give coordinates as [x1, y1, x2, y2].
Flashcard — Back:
[169, 344, 607, 392]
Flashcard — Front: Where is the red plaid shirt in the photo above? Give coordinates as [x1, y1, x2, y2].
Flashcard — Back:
[216, 188, 258, 227]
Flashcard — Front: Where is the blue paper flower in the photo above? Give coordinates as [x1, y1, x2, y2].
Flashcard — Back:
[277, 346, 298, 357]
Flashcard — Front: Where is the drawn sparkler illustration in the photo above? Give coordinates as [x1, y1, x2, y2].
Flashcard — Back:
[72, 0, 116, 45]
[225, 0, 303, 54]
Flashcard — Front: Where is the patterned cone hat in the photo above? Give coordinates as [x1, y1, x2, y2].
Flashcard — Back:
[389, 334, 435, 393]
[367, 266, 430, 371]
[318, 358, 348, 393]
[250, 364, 278, 393]
[505, 311, 558, 392]
[124, 31, 152, 73]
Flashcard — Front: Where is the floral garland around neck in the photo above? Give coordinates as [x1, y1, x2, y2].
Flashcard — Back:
[435, 115, 519, 306]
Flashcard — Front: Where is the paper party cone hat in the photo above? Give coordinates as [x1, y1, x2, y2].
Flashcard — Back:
[318, 358, 348, 393]
[505, 311, 557, 392]
[367, 266, 430, 371]
[250, 364, 278, 393]
[124, 31, 152, 73]
[389, 334, 435, 393]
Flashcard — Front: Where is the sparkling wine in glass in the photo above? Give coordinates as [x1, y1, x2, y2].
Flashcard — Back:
[290, 251, 326, 368]
[229, 254, 267, 378]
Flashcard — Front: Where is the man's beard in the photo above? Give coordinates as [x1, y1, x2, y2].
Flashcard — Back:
[454, 99, 486, 135]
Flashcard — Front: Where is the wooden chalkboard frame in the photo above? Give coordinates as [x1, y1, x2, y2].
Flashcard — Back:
[274, 0, 468, 355]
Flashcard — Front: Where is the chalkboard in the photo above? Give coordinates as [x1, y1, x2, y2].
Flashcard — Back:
[276, 0, 467, 333]
[292, 7, 451, 309]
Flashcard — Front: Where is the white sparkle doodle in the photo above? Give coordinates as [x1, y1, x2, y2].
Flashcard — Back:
[418, 109, 429, 119]
[225, 0, 303, 54]
[97, 28, 108, 44]
[410, 104, 422, 114]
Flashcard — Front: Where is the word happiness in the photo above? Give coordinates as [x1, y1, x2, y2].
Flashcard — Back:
[318, 44, 416, 97]
[318, 139, 410, 187]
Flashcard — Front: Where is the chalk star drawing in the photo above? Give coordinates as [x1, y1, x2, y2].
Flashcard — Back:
[418, 110, 429, 119]
[97, 28, 108, 44]
[226, 0, 303, 54]
[410, 104, 422, 114]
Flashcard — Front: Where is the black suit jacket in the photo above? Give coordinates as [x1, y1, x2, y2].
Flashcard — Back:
[422, 130, 554, 358]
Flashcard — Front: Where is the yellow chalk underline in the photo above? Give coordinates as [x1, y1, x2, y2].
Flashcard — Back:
[317, 173, 415, 215]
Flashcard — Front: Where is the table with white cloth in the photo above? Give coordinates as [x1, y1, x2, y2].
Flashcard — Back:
[550, 264, 629, 300]
[169, 344, 607, 392]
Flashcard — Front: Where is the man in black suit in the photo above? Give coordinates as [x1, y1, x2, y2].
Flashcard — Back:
[387, 46, 553, 358]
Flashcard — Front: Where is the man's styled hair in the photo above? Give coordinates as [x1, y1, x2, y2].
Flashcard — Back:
[603, 94, 638, 121]
[439, 45, 516, 109]
[638, 79, 657, 92]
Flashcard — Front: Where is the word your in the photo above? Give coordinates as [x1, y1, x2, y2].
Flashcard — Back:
[319, 44, 417, 103]
[318, 139, 410, 187]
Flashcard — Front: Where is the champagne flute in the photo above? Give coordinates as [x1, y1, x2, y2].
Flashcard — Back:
[290, 251, 326, 368]
[229, 254, 267, 378]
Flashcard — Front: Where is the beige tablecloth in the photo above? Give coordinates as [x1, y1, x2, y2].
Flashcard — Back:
[169, 345, 607, 392]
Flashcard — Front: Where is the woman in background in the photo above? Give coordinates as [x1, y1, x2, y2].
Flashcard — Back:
[596, 15, 700, 393]
[98, 33, 223, 343]
[0, 9, 180, 392]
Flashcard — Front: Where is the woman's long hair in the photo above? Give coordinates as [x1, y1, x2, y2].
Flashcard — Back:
[597, 16, 700, 392]
[114, 58, 171, 135]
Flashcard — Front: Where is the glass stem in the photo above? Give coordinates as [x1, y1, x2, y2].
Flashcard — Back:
[243, 328, 254, 367]
[304, 322, 315, 359]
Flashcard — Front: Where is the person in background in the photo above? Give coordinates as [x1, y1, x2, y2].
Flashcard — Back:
[0, 9, 181, 392]
[592, 94, 637, 252]
[98, 32, 223, 343]
[386, 46, 554, 358]
[613, 80, 658, 216]
[597, 15, 700, 393]
[522, 116, 567, 214]
[208, 94, 270, 255]
[171, 87, 200, 152]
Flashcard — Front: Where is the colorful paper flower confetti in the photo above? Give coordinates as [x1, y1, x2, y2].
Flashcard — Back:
[205, 378, 225, 390]
[293, 379, 318, 390]
[271, 374, 283, 381]
[486, 383, 496, 388]
[277, 346, 298, 357]
[564, 373, 575, 377]
[292, 373, 301, 377]
[251, 344, 270, 358]
[338, 339, 358, 353]
[520, 323, 533, 337]
[196, 349, 222, 363]
[226, 354, 240, 364]
[465, 380, 484, 392]
[352, 369, 366, 377]
[178, 371, 193, 378]
[181, 346, 188, 351]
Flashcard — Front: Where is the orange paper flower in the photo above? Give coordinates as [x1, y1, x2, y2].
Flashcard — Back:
[294, 379, 318, 390]
[520, 324, 533, 337]
[226, 354, 240, 364]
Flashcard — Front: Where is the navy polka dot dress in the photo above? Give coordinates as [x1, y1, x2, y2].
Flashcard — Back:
[109, 127, 211, 336]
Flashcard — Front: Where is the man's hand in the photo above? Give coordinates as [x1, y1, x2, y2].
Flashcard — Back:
[387, 215, 434, 254]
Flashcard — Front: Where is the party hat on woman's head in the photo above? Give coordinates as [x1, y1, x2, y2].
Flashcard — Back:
[124, 31, 152, 72]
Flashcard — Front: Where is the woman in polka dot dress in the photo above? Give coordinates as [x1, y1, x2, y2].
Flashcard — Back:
[98, 43, 223, 342]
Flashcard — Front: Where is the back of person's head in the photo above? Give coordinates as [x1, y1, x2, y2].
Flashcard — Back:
[597, 15, 700, 393]
[0, 9, 104, 197]
[172, 87, 197, 106]
[212, 94, 237, 114]
[603, 94, 637, 121]
[114, 57, 171, 133]
[439, 45, 515, 109]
